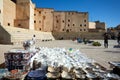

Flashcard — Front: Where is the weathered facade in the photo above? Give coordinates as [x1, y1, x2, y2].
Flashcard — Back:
[95, 21, 106, 30]
[0, 0, 16, 27]
[53, 11, 66, 32]
[14, 0, 35, 30]
[0, 0, 3, 26]
[0, 0, 107, 42]
[0, 0, 55, 44]
[0, 0, 35, 30]
[53, 11, 89, 32]
[89, 21, 106, 32]
[0, 0, 90, 32]
[34, 8, 54, 32]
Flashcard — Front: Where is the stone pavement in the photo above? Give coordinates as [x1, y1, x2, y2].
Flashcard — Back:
[0, 40, 120, 70]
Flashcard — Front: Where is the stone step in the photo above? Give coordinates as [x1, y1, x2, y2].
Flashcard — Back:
[0, 26, 55, 44]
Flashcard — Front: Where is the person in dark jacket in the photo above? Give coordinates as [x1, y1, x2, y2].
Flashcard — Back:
[117, 32, 120, 46]
[104, 33, 109, 48]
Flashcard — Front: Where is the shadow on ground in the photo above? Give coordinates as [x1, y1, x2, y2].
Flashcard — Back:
[113, 45, 120, 48]
[0, 62, 5, 68]
[104, 50, 120, 54]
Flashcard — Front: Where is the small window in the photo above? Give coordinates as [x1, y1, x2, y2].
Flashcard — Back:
[66, 29, 69, 32]
[18, 24, 21, 26]
[68, 24, 70, 27]
[34, 14, 36, 16]
[56, 20, 59, 23]
[80, 24, 82, 27]
[39, 11, 41, 14]
[62, 20, 64, 23]
[84, 24, 86, 27]
[56, 16, 57, 18]
[8, 23, 10, 26]
[80, 29, 82, 31]
[0, 9, 1, 13]
[39, 28, 41, 30]
[73, 24, 75, 26]
[34, 20, 36, 23]
[62, 29, 64, 31]
[84, 20, 86, 22]
[68, 19, 70, 22]
[84, 29, 86, 31]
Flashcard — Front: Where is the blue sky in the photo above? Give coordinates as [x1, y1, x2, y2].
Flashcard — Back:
[32, 0, 120, 28]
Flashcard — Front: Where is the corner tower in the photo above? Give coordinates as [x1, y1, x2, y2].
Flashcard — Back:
[14, 0, 35, 30]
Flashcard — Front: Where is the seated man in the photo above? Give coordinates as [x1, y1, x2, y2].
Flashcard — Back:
[77, 38, 82, 43]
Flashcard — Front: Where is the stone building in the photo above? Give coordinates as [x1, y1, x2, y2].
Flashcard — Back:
[53, 11, 89, 32]
[89, 22, 96, 29]
[0, 0, 106, 42]
[34, 8, 54, 32]
[89, 21, 106, 32]
[0, 0, 55, 44]
[95, 21, 106, 30]
[53, 11, 66, 32]
[14, 0, 35, 30]
[115, 24, 120, 30]
[0, 0, 89, 32]
[0, 0, 35, 30]
[0, 0, 16, 27]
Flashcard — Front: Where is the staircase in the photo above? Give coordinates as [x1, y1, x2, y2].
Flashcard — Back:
[0, 26, 55, 44]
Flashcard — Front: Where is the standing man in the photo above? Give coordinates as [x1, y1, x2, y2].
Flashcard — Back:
[117, 32, 120, 46]
[104, 33, 109, 48]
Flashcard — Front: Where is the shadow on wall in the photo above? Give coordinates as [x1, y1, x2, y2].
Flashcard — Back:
[52, 32, 104, 40]
[0, 62, 5, 68]
[0, 25, 12, 44]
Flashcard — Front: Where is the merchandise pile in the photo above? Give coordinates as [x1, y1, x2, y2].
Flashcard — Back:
[34, 47, 94, 69]
[30, 47, 120, 80]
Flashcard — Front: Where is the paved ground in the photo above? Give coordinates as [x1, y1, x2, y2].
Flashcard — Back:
[0, 40, 120, 70]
